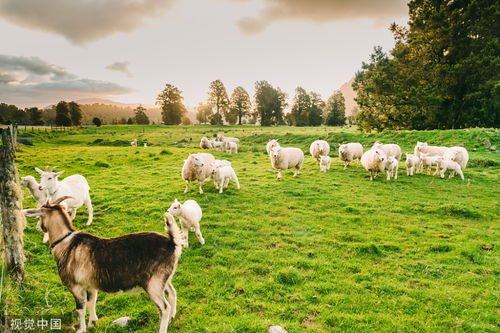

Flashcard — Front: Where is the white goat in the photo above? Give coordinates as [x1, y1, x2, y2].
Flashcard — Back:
[21, 175, 51, 242]
[319, 155, 331, 172]
[167, 199, 205, 247]
[35, 167, 93, 225]
[211, 165, 240, 193]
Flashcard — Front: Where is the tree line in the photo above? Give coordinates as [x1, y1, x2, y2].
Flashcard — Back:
[156, 80, 346, 126]
[353, 0, 499, 131]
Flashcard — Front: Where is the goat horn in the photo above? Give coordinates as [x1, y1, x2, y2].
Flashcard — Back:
[49, 166, 58, 172]
[44, 165, 50, 171]
[51, 196, 74, 205]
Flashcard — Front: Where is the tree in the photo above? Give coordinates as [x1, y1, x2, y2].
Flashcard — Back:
[157, 84, 187, 125]
[324, 91, 346, 126]
[229, 86, 251, 125]
[181, 116, 191, 125]
[25, 107, 44, 125]
[68, 101, 83, 126]
[195, 103, 213, 124]
[254, 81, 287, 126]
[55, 101, 71, 126]
[127, 118, 133, 124]
[290, 87, 311, 126]
[120, 117, 127, 124]
[134, 105, 150, 124]
[308, 92, 324, 126]
[208, 80, 229, 125]
[92, 117, 102, 127]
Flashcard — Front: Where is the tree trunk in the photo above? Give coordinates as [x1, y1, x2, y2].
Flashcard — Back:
[0, 125, 25, 281]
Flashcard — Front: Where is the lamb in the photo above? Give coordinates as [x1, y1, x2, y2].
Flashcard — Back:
[372, 141, 402, 160]
[309, 140, 330, 162]
[211, 165, 240, 193]
[414, 141, 449, 158]
[209, 139, 225, 151]
[199, 137, 212, 150]
[36, 167, 93, 225]
[319, 155, 331, 172]
[216, 134, 240, 145]
[225, 141, 238, 154]
[386, 156, 399, 180]
[167, 199, 205, 247]
[405, 153, 420, 176]
[270, 147, 304, 179]
[338, 142, 363, 169]
[213, 159, 231, 168]
[266, 139, 280, 155]
[23, 197, 182, 333]
[419, 153, 440, 175]
[181, 153, 215, 194]
[435, 157, 465, 180]
[130, 139, 137, 147]
[360, 148, 387, 181]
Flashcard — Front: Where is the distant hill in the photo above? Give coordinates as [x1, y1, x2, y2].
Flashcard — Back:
[338, 78, 359, 117]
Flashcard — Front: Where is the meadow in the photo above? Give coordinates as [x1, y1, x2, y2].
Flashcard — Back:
[2, 125, 499, 332]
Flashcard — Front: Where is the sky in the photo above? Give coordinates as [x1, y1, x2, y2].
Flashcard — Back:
[0, 0, 408, 109]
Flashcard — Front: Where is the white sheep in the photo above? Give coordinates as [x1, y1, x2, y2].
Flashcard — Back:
[360, 148, 388, 181]
[309, 140, 330, 161]
[209, 139, 225, 151]
[444, 146, 469, 170]
[338, 142, 363, 169]
[319, 155, 331, 172]
[419, 153, 440, 175]
[372, 141, 402, 160]
[181, 153, 215, 194]
[130, 139, 137, 147]
[435, 157, 465, 180]
[405, 153, 420, 176]
[167, 199, 205, 247]
[35, 167, 93, 225]
[213, 159, 231, 168]
[414, 141, 449, 158]
[270, 147, 304, 179]
[217, 134, 240, 145]
[225, 141, 238, 154]
[386, 156, 399, 180]
[266, 139, 280, 155]
[200, 137, 212, 150]
[211, 165, 240, 193]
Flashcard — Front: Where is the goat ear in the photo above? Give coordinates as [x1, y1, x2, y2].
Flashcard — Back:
[174, 198, 179, 203]
[54, 171, 64, 177]
[52, 196, 74, 205]
[22, 208, 42, 217]
[35, 167, 44, 175]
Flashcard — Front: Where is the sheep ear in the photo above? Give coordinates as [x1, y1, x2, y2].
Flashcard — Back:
[174, 198, 179, 203]
[22, 208, 42, 217]
[35, 167, 44, 175]
[54, 171, 64, 177]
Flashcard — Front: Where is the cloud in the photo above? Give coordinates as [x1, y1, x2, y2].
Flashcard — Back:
[0, 0, 176, 44]
[234, 0, 408, 34]
[105, 61, 133, 77]
[0, 55, 132, 107]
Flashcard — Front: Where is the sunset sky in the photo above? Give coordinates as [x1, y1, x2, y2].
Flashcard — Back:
[0, 0, 408, 109]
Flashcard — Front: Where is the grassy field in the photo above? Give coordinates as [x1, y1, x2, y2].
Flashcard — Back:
[2, 125, 499, 332]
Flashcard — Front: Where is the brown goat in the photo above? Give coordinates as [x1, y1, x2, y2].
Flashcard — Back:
[23, 196, 182, 333]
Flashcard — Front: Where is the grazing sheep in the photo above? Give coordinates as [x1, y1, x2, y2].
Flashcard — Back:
[167, 199, 204, 247]
[405, 153, 420, 176]
[444, 146, 469, 170]
[319, 155, 331, 172]
[217, 134, 240, 145]
[309, 140, 330, 161]
[419, 153, 440, 175]
[130, 139, 137, 147]
[270, 147, 304, 179]
[211, 165, 240, 193]
[435, 157, 465, 180]
[199, 137, 212, 150]
[35, 167, 93, 225]
[360, 148, 387, 181]
[209, 139, 225, 151]
[386, 156, 399, 180]
[266, 139, 280, 155]
[338, 143, 363, 169]
[225, 141, 238, 154]
[372, 141, 402, 160]
[414, 141, 449, 158]
[23, 197, 182, 333]
[181, 153, 215, 194]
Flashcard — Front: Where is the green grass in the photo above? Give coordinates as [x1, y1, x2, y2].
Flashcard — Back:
[2, 125, 499, 332]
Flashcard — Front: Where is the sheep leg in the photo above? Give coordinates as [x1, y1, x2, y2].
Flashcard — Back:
[183, 180, 189, 193]
[277, 170, 282, 180]
[386, 170, 391, 180]
[344, 161, 349, 170]
[293, 167, 300, 177]
[85, 196, 93, 226]
[165, 279, 177, 321]
[194, 223, 205, 245]
[457, 169, 464, 181]
[369, 170, 373, 181]
[69, 285, 87, 333]
[224, 178, 230, 188]
[86, 289, 98, 328]
[394, 167, 398, 180]
[147, 278, 171, 333]
[440, 168, 446, 178]
[214, 179, 219, 189]
[233, 174, 240, 190]
[219, 179, 224, 193]
[198, 181, 204, 194]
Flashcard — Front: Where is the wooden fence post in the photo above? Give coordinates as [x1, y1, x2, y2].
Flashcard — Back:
[0, 125, 25, 281]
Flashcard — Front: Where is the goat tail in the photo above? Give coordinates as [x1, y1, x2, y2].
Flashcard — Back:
[164, 212, 182, 247]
